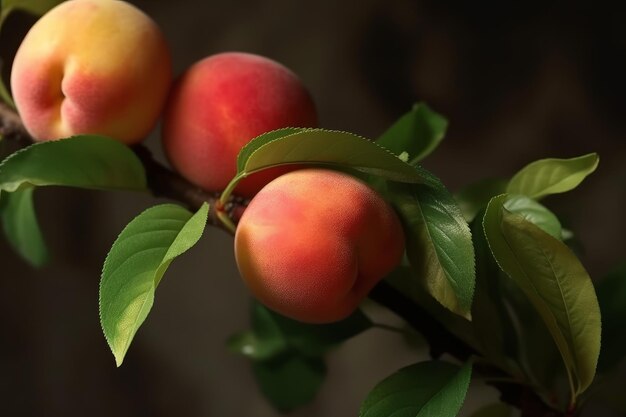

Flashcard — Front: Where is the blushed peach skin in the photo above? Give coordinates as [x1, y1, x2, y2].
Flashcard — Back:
[11, 0, 171, 144]
[162, 52, 317, 198]
[234, 169, 405, 323]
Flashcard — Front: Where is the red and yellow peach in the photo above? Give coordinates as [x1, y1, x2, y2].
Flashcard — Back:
[234, 169, 405, 323]
[11, 0, 171, 144]
[161, 52, 318, 197]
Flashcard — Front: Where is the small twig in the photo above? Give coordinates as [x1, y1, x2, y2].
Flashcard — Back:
[131, 145, 247, 233]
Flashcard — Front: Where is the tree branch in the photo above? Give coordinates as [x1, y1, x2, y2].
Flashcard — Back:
[0, 101, 564, 417]
[368, 281, 477, 362]
[0, 102, 247, 232]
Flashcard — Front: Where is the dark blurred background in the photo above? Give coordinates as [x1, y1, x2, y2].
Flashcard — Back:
[1, 0, 625, 416]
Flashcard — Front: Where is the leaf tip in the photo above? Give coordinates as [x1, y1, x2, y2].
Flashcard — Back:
[114, 352, 125, 368]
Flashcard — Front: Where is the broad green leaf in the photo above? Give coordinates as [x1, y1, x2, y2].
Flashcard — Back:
[360, 360, 472, 417]
[503, 195, 562, 239]
[468, 403, 512, 417]
[472, 216, 569, 405]
[252, 352, 326, 412]
[236, 127, 306, 172]
[0, 187, 48, 266]
[229, 301, 372, 359]
[506, 153, 599, 200]
[483, 195, 601, 400]
[239, 129, 439, 187]
[0, 0, 63, 25]
[455, 178, 507, 222]
[390, 182, 475, 318]
[100, 203, 208, 366]
[0, 135, 146, 192]
[376, 103, 448, 164]
[596, 263, 626, 372]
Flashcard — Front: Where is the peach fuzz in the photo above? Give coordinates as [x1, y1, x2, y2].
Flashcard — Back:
[234, 169, 405, 323]
[161, 52, 317, 198]
[11, 0, 171, 144]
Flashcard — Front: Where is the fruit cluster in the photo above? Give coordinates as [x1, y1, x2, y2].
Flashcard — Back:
[11, 0, 405, 323]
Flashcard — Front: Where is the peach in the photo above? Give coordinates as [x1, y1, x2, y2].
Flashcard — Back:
[161, 52, 317, 198]
[234, 169, 405, 323]
[11, 0, 171, 144]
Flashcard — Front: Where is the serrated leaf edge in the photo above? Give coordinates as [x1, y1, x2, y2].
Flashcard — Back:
[240, 128, 438, 187]
[98, 203, 208, 366]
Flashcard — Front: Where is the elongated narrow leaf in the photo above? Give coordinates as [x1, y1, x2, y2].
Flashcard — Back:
[360, 360, 472, 417]
[390, 182, 475, 318]
[483, 195, 601, 399]
[239, 129, 439, 187]
[1, 0, 63, 25]
[596, 264, 626, 372]
[0, 187, 48, 266]
[507, 153, 599, 200]
[253, 352, 326, 412]
[100, 203, 208, 366]
[503, 195, 562, 239]
[0, 135, 146, 192]
[376, 103, 448, 164]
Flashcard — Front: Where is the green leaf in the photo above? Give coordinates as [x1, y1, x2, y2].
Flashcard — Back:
[506, 153, 599, 200]
[360, 360, 472, 417]
[472, 217, 570, 406]
[503, 195, 562, 239]
[99, 203, 208, 366]
[468, 403, 512, 417]
[238, 128, 439, 187]
[261, 303, 372, 356]
[0, 135, 146, 192]
[1, 0, 63, 25]
[227, 331, 279, 361]
[252, 352, 326, 413]
[483, 194, 601, 400]
[376, 103, 448, 164]
[390, 182, 475, 318]
[236, 127, 306, 172]
[229, 301, 372, 359]
[0, 187, 48, 266]
[596, 263, 626, 372]
[455, 178, 507, 222]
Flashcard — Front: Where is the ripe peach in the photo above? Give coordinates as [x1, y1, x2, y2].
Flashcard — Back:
[161, 52, 318, 198]
[11, 0, 171, 144]
[234, 169, 405, 323]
